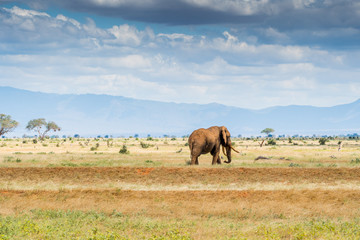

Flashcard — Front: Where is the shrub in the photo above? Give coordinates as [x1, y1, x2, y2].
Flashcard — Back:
[289, 163, 301, 167]
[351, 158, 360, 164]
[119, 145, 129, 154]
[33, 139, 38, 144]
[267, 139, 276, 145]
[319, 138, 328, 145]
[106, 139, 113, 147]
[3, 156, 21, 163]
[90, 143, 100, 151]
[140, 142, 152, 148]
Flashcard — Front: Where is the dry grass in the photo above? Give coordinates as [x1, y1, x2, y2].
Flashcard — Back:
[1, 137, 360, 167]
[1, 137, 360, 239]
[2, 189, 360, 219]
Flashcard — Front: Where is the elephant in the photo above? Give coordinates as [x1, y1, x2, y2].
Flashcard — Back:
[188, 126, 239, 165]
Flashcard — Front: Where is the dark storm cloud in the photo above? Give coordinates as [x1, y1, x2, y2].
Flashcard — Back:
[46, 0, 264, 25]
[7, 0, 360, 29]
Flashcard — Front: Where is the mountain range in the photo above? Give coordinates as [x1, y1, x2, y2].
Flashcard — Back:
[1, 86, 359, 137]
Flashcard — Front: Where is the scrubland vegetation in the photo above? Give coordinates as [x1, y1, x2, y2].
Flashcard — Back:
[1, 136, 360, 168]
[1, 136, 360, 239]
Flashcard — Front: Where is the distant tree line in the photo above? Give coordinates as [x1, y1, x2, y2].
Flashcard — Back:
[1, 115, 360, 145]
[0, 114, 60, 140]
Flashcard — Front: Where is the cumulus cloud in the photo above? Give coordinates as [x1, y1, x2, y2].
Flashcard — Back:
[3, 5, 49, 17]
[1, 5, 360, 108]
[157, 33, 193, 42]
[107, 24, 155, 46]
[0, 6, 106, 48]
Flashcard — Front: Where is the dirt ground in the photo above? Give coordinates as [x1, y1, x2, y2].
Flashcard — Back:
[1, 166, 360, 185]
[1, 166, 360, 219]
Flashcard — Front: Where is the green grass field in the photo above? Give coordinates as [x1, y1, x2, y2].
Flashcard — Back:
[2, 210, 360, 239]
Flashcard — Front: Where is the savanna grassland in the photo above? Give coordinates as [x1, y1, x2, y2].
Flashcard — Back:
[1, 137, 360, 239]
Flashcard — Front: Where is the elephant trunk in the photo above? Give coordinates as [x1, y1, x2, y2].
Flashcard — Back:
[223, 145, 232, 164]
[222, 144, 239, 164]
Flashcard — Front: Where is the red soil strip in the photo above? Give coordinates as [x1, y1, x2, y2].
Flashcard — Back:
[1, 167, 360, 185]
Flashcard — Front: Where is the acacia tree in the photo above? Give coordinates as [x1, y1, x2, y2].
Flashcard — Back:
[261, 128, 275, 137]
[0, 114, 19, 137]
[26, 118, 61, 140]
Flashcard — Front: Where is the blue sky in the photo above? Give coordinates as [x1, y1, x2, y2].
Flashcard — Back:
[1, 0, 360, 109]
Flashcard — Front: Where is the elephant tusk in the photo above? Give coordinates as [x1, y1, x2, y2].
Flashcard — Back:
[222, 145, 226, 155]
[230, 145, 240, 153]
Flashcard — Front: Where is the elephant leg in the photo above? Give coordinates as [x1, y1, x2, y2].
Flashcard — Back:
[216, 156, 221, 164]
[211, 151, 220, 165]
[191, 154, 199, 165]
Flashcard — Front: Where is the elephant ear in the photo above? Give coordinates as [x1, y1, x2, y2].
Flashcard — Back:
[221, 126, 227, 145]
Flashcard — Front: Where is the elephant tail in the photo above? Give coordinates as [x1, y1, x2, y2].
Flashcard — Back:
[188, 138, 194, 150]
[188, 138, 200, 155]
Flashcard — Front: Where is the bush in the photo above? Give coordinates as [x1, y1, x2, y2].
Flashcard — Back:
[289, 163, 301, 167]
[33, 139, 38, 144]
[106, 139, 113, 147]
[267, 139, 276, 145]
[119, 145, 129, 154]
[140, 142, 152, 148]
[351, 158, 360, 164]
[3, 156, 21, 163]
[90, 143, 100, 151]
[319, 138, 328, 145]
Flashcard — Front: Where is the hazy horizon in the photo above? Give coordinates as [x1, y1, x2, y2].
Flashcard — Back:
[1, 86, 360, 138]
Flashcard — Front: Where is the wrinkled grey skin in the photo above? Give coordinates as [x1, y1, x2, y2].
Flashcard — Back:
[188, 126, 238, 165]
